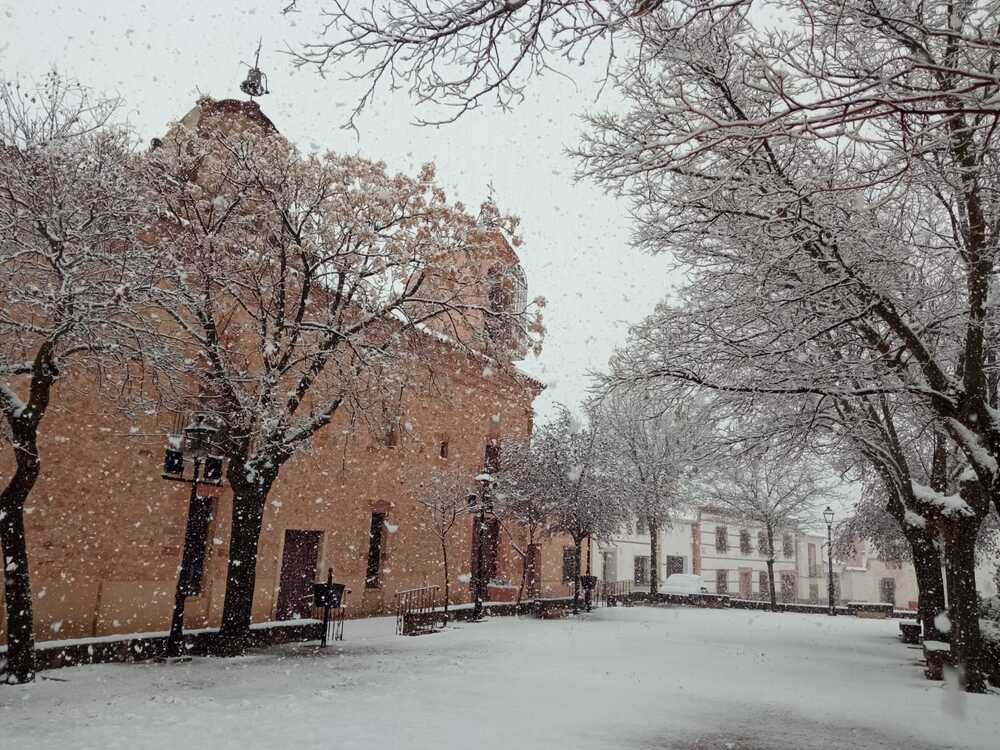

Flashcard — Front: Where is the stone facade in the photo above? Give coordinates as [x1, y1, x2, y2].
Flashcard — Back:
[0, 322, 574, 643]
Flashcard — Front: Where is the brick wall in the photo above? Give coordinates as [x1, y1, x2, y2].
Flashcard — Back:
[0, 336, 567, 642]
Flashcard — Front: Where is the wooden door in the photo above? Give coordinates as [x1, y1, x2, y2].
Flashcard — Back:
[739, 568, 752, 598]
[276, 530, 322, 620]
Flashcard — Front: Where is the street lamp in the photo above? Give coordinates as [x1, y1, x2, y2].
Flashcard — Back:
[823, 506, 836, 617]
[161, 413, 225, 659]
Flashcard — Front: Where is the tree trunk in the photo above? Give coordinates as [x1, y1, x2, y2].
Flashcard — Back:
[766, 558, 777, 611]
[942, 522, 987, 693]
[1, 460, 38, 685]
[909, 530, 947, 643]
[1, 354, 55, 684]
[516, 551, 526, 607]
[572, 536, 582, 614]
[648, 516, 660, 596]
[214, 459, 277, 656]
[441, 540, 450, 616]
[526, 542, 540, 600]
[765, 526, 777, 611]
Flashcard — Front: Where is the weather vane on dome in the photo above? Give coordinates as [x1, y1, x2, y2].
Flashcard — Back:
[240, 39, 270, 100]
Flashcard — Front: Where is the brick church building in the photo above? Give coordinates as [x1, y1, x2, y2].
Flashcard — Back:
[0, 98, 567, 646]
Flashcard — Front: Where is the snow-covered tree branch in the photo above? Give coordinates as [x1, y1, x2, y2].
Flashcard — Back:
[146, 98, 541, 652]
[0, 74, 174, 684]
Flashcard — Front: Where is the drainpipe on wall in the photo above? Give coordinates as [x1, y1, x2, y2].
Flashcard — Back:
[692, 521, 701, 576]
[91, 579, 105, 637]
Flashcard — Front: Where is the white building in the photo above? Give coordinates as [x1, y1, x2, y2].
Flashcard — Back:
[592, 508, 831, 604]
[836, 544, 919, 609]
[692, 509, 831, 601]
[594, 517, 694, 589]
[592, 508, 1000, 608]
[836, 539, 999, 610]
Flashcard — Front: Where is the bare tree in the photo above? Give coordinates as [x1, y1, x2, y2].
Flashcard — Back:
[704, 449, 830, 611]
[581, 4, 1000, 692]
[724, 390, 953, 644]
[416, 468, 474, 614]
[290, 1, 745, 125]
[146, 98, 539, 654]
[493, 442, 550, 603]
[500, 405, 629, 612]
[590, 386, 712, 593]
[0, 75, 168, 683]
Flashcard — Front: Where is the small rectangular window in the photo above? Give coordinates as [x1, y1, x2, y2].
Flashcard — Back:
[783, 533, 795, 558]
[716, 569, 728, 594]
[758, 531, 769, 556]
[759, 571, 769, 596]
[636, 516, 647, 535]
[484, 440, 501, 473]
[715, 525, 728, 553]
[739, 530, 752, 555]
[382, 417, 400, 448]
[365, 512, 386, 588]
[439, 440, 449, 458]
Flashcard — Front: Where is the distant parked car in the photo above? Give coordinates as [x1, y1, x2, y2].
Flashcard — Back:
[663, 574, 709, 600]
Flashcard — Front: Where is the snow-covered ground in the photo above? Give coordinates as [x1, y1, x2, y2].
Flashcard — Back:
[2, 606, 996, 749]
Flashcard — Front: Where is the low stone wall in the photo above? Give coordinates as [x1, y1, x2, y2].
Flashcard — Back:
[439, 597, 577, 622]
[18, 620, 324, 673]
[624, 593, 913, 618]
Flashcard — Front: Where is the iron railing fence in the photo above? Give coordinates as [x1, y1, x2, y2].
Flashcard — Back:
[599, 579, 633, 607]
[394, 585, 440, 635]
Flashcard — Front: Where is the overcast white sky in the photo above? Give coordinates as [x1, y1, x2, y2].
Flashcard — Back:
[0, 0, 680, 420]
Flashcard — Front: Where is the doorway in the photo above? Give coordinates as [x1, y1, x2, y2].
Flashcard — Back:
[276, 530, 322, 621]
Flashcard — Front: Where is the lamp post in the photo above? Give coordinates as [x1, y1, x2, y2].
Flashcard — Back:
[161, 414, 224, 659]
[823, 506, 836, 617]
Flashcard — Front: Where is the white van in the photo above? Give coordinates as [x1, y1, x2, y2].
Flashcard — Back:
[663, 574, 709, 598]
